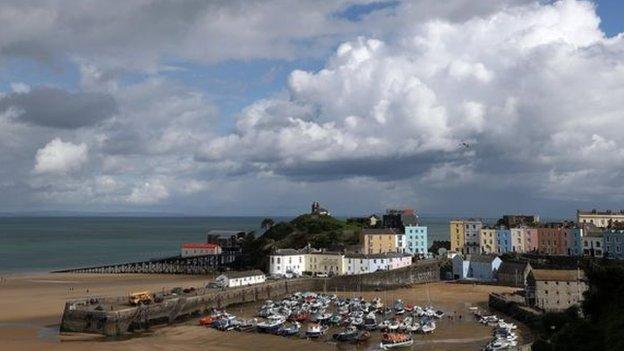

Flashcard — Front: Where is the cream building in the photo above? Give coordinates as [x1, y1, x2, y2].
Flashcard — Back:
[479, 228, 497, 254]
[510, 228, 527, 253]
[360, 228, 400, 254]
[306, 251, 346, 276]
[577, 209, 624, 228]
[526, 269, 587, 312]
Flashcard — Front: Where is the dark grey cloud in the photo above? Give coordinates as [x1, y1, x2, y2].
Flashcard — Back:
[0, 87, 117, 129]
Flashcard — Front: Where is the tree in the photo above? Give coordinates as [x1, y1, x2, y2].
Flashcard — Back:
[261, 217, 275, 231]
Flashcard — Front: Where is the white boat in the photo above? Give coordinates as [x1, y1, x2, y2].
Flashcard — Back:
[305, 323, 328, 338]
[380, 333, 414, 349]
[256, 315, 285, 333]
[419, 321, 436, 334]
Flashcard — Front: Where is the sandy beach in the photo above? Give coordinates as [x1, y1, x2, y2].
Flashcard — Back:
[0, 273, 526, 351]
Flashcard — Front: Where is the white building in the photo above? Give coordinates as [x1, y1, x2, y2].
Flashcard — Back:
[268, 249, 307, 276]
[216, 270, 266, 288]
[452, 254, 502, 281]
[395, 233, 407, 253]
[181, 243, 222, 257]
[344, 253, 371, 275]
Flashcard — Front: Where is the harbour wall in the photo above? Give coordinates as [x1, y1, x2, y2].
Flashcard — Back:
[324, 259, 441, 291]
[60, 260, 441, 336]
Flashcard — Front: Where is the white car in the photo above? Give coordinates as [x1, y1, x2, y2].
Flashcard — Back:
[316, 273, 328, 278]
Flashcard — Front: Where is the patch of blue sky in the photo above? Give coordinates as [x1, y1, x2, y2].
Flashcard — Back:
[594, 0, 624, 37]
[160, 57, 325, 133]
[0, 57, 80, 92]
[336, 0, 399, 22]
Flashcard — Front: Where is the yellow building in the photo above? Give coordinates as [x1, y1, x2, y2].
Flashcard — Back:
[306, 251, 346, 275]
[480, 228, 497, 254]
[450, 220, 465, 252]
[360, 228, 399, 254]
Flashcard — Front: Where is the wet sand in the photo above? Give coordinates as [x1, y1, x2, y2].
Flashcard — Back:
[0, 273, 526, 351]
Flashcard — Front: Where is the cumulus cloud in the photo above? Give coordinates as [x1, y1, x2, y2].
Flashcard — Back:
[2, 0, 624, 216]
[0, 87, 117, 129]
[200, 0, 624, 199]
[34, 138, 88, 174]
[0, 0, 531, 72]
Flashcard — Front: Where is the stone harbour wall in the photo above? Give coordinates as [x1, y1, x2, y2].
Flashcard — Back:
[60, 260, 441, 336]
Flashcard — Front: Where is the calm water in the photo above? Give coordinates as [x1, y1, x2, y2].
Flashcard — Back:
[0, 216, 452, 274]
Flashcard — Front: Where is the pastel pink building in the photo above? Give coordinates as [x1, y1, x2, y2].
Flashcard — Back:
[524, 228, 539, 252]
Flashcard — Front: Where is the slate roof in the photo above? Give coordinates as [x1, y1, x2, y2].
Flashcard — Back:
[531, 269, 583, 282]
[222, 270, 265, 279]
[361, 228, 399, 235]
[498, 261, 530, 275]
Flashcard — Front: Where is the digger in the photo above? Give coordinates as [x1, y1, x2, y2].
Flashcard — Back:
[128, 291, 153, 305]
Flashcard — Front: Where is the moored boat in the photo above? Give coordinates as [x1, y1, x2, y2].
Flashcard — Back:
[305, 323, 328, 338]
[380, 333, 414, 349]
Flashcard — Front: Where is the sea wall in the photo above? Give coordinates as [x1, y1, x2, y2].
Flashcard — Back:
[324, 259, 441, 291]
[60, 260, 441, 336]
[60, 278, 316, 336]
[488, 292, 542, 325]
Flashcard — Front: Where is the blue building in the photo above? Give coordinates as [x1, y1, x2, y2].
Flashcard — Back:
[604, 230, 624, 259]
[405, 225, 428, 256]
[567, 228, 584, 256]
[496, 229, 512, 254]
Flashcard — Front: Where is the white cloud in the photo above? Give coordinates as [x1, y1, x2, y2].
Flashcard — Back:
[34, 138, 88, 174]
[199, 0, 624, 202]
[127, 179, 170, 205]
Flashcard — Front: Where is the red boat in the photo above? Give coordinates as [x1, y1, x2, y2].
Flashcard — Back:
[199, 316, 214, 326]
[292, 312, 310, 322]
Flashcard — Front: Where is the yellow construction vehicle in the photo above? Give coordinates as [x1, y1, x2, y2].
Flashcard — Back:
[129, 291, 153, 305]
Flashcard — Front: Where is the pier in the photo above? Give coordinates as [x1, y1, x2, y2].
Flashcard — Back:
[53, 252, 239, 275]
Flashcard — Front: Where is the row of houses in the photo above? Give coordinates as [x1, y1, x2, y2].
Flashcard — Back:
[451, 219, 586, 256]
[268, 248, 412, 277]
[451, 254, 587, 312]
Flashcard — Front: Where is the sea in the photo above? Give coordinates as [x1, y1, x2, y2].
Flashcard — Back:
[0, 216, 456, 274]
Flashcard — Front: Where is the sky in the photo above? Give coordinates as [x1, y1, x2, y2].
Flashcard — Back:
[1, 0, 624, 218]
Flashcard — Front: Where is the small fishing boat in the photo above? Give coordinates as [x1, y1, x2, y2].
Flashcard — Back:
[380, 333, 414, 349]
[256, 315, 285, 333]
[277, 322, 301, 336]
[393, 300, 405, 315]
[235, 318, 256, 332]
[372, 297, 384, 309]
[305, 323, 328, 338]
[329, 314, 342, 325]
[199, 316, 214, 326]
[363, 315, 378, 330]
[419, 320, 436, 334]
[434, 310, 445, 319]
[332, 326, 358, 341]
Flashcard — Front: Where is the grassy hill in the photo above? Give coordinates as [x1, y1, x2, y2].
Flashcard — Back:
[234, 214, 362, 270]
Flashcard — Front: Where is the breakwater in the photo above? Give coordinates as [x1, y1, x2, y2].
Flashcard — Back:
[53, 253, 238, 274]
[60, 260, 441, 336]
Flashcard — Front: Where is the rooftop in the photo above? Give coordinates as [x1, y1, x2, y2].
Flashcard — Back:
[221, 269, 265, 279]
[578, 209, 624, 216]
[361, 228, 398, 235]
[181, 243, 220, 249]
[531, 269, 583, 282]
[497, 261, 530, 275]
